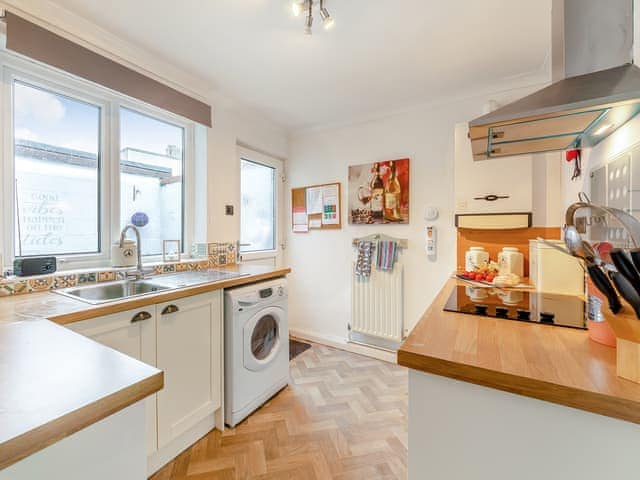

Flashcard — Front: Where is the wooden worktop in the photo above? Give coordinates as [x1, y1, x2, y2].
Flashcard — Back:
[398, 278, 640, 424]
[0, 264, 290, 470]
[0, 320, 163, 470]
[0, 264, 292, 326]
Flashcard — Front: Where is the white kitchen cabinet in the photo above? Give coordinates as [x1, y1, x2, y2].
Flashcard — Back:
[67, 307, 158, 455]
[155, 291, 223, 448]
[454, 122, 533, 214]
[67, 289, 225, 472]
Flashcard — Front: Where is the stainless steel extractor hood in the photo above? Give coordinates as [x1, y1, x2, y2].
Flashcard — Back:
[469, 0, 638, 160]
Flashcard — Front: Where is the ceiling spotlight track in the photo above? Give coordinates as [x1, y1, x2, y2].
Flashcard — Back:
[292, 0, 334, 35]
[305, 0, 313, 35]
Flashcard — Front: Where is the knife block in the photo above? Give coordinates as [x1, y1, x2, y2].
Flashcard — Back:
[602, 301, 640, 384]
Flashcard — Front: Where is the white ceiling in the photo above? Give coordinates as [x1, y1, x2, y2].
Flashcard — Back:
[47, 0, 552, 130]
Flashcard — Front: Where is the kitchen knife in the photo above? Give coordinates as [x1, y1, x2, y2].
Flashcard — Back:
[629, 248, 640, 275]
[608, 270, 640, 319]
[610, 249, 640, 296]
[587, 264, 622, 314]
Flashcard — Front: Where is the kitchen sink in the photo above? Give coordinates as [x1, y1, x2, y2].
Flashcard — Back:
[145, 270, 249, 289]
[54, 270, 250, 304]
[56, 279, 170, 304]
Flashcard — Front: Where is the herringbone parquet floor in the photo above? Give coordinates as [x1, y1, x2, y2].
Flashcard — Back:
[150, 342, 408, 480]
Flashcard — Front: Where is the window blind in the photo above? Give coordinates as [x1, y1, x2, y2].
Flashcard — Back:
[5, 11, 212, 127]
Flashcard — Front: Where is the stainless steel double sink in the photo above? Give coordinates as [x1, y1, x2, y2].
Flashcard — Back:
[55, 270, 249, 304]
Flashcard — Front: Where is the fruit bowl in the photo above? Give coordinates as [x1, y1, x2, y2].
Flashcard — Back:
[460, 270, 496, 284]
[456, 271, 523, 288]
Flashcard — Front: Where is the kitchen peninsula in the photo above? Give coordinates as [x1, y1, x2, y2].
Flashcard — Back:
[398, 278, 640, 480]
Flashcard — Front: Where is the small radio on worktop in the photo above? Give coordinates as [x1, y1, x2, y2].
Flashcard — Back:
[13, 257, 57, 277]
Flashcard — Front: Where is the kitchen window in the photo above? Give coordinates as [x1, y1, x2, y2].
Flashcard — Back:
[120, 107, 185, 256]
[13, 81, 102, 257]
[2, 56, 194, 267]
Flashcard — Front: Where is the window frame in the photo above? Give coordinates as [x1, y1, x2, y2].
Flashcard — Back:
[239, 157, 276, 253]
[116, 101, 194, 259]
[238, 146, 284, 265]
[0, 51, 195, 269]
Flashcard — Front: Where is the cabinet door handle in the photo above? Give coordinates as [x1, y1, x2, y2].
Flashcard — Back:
[161, 304, 179, 315]
[131, 311, 152, 323]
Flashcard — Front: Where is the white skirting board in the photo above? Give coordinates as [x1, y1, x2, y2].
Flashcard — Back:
[290, 328, 397, 364]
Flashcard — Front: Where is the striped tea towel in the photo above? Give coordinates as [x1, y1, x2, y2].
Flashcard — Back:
[355, 241, 373, 277]
[376, 240, 397, 271]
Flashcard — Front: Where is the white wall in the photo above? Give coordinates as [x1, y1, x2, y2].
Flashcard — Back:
[206, 106, 287, 243]
[562, 113, 640, 210]
[285, 85, 549, 342]
[532, 152, 564, 227]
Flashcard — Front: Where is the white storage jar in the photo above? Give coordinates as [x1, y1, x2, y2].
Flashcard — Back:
[498, 247, 524, 277]
[465, 246, 489, 271]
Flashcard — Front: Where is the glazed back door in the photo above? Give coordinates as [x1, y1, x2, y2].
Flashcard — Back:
[238, 147, 284, 267]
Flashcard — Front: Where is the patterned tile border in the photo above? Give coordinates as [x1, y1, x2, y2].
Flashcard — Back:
[97, 271, 116, 283]
[0, 242, 237, 297]
[54, 275, 78, 289]
[77, 272, 97, 284]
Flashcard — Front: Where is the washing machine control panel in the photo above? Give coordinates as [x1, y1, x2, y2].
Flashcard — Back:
[259, 286, 285, 298]
[233, 281, 287, 308]
[259, 287, 273, 299]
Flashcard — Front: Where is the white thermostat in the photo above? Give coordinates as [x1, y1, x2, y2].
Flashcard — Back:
[424, 206, 439, 221]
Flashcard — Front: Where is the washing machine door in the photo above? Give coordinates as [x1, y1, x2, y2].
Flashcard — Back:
[243, 306, 284, 372]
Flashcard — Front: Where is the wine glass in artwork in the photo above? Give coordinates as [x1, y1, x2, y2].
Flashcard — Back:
[354, 185, 373, 224]
[358, 185, 372, 208]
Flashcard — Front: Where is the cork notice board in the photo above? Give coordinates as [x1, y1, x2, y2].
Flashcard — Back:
[291, 182, 342, 233]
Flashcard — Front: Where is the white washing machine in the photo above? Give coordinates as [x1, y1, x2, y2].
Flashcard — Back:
[224, 277, 289, 427]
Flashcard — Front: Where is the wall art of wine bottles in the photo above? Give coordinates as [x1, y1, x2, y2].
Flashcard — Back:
[348, 158, 410, 224]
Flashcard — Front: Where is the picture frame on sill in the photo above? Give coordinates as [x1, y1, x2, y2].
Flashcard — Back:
[163, 240, 181, 263]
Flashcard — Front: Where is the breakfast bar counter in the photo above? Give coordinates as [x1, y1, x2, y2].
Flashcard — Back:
[398, 278, 640, 422]
[0, 320, 163, 473]
[398, 278, 640, 480]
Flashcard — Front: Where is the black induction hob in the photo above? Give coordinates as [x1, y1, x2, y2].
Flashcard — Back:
[443, 285, 586, 330]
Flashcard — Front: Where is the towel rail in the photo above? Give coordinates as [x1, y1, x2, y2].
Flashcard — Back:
[352, 234, 408, 249]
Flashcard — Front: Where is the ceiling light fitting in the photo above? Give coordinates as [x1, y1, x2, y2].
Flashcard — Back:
[292, 0, 334, 35]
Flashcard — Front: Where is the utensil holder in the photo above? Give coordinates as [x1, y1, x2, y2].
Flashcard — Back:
[602, 300, 640, 383]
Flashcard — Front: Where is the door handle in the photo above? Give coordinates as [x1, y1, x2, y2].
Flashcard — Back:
[236, 241, 252, 262]
[238, 300, 258, 307]
[131, 311, 152, 323]
[161, 304, 179, 315]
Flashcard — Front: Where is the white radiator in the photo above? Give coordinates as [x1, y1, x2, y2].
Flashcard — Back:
[351, 262, 404, 343]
